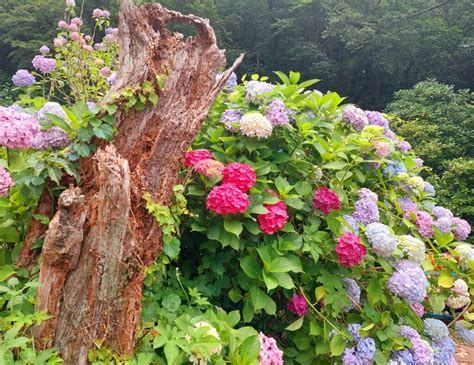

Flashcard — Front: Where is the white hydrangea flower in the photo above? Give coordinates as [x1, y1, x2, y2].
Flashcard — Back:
[188, 321, 222, 365]
[446, 279, 470, 309]
[398, 235, 426, 264]
[455, 244, 474, 265]
[409, 176, 425, 191]
[239, 112, 273, 139]
[37, 102, 67, 121]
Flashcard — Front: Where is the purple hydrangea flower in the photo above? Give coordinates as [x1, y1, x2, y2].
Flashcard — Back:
[265, 99, 290, 127]
[391, 349, 415, 365]
[0, 106, 40, 149]
[432, 206, 454, 220]
[39, 45, 50, 55]
[358, 188, 378, 202]
[342, 105, 368, 132]
[0, 166, 14, 196]
[245, 81, 274, 104]
[452, 217, 471, 241]
[388, 261, 428, 304]
[397, 140, 412, 153]
[12, 70, 36, 87]
[414, 158, 424, 168]
[400, 325, 420, 340]
[365, 223, 398, 257]
[365, 110, 389, 130]
[356, 337, 376, 363]
[258, 333, 283, 365]
[433, 337, 456, 365]
[411, 338, 434, 365]
[353, 198, 379, 225]
[348, 323, 362, 342]
[384, 129, 396, 141]
[342, 278, 361, 311]
[221, 109, 241, 132]
[107, 73, 116, 85]
[31, 127, 70, 149]
[225, 72, 237, 88]
[342, 347, 363, 365]
[435, 217, 453, 234]
[32, 55, 56, 73]
[398, 196, 417, 218]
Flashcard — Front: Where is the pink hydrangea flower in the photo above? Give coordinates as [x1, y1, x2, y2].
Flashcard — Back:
[222, 162, 256, 192]
[71, 32, 80, 41]
[184, 149, 213, 167]
[415, 211, 434, 238]
[258, 190, 288, 234]
[287, 293, 308, 316]
[373, 141, 391, 159]
[258, 333, 283, 365]
[32, 56, 56, 73]
[66, 0, 75, 7]
[313, 187, 341, 214]
[410, 303, 425, 317]
[452, 217, 471, 241]
[58, 20, 68, 29]
[193, 159, 224, 178]
[92, 8, 104, 18]
[336, 232, 366, 267]
[206, 184, 250, 215]
[0, 166, 14, 196]
[54, 37, 65, 48]
[0, 106, 40, 149]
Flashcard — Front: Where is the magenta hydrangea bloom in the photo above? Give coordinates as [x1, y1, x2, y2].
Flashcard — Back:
[342, 105, 368, 132]
[451, 217, 471, 241]
[258, 333, 283, 365]
[265, 99, 290, 126]
[415, 211, 434, 238]
[0, 166, 14, 196]
[32, 55, 56, 73]
[12, 69, 36, 87]
[0, 106, 40, 149]
[287, 293, 308, 316]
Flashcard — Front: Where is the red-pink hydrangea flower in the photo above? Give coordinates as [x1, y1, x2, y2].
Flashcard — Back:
[313, 187, 342, 214]
[193, 159, 224, 178]
[287, 293, 308, 316]
[222, 162, 256, 192]
[206, 184, 250, 215]
[336, 232, 367, 267]
[258, 191, 288, 234]
[184, 149, 213, 167]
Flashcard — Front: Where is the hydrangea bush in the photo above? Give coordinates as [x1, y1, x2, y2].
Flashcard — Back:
[1, 2, 473, 364]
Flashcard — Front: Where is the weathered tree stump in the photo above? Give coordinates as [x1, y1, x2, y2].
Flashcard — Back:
[31, 1, 242, 363]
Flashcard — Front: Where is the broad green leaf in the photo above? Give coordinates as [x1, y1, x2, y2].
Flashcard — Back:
[240, 256, 261, 279]
[224, 219, 243, 237]
[330, 335, 345, 356]
[286, 316, 304, 331]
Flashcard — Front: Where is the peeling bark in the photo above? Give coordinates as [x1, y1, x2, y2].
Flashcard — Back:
[32, 1, 242, 363]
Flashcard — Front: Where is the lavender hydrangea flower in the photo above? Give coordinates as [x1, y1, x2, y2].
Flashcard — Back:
[451, 217, 471, 241]
[432, 337, 456, 365]
[265, 99, 289, 126]
[245, 81, 274, 104]
[107, 73, 116, 85]
[390, 349, 415, 365]
[0, 106, 40, 149]
[398, 235, 425, 264]
[353, 197, 379, 225]
[411, 338, 434, 365]
[365, 110, 389, 129]
[342, 347, 363, 365]
[400, 325, 420, 340]
[432, 206, 453, 220]
[414, 158, 424, 168]
[343, 214, 359, 234]
[365, 223, 398, 257]
[455, 322, 474, 345]
[356, 337, 376, 363]
[388, 261, 428, 304]
[0, 166, 14, 196]
[348, 323, 362, 342]
[37, 102, 67, 121]
[384, 129, 396, 141]
[12, 70, 36, 87]
[39, 45, 50, 55]
[397, 140, 412, 153]
[31, 127, 70, 149]
[86, 102, 97, 111]
[398, 196, 417, 218]
[221, 109, 241, 132]
[342, 105, 368, 131]
[424, 181, 435, 194]
[424, 318, 449, 342]
[225, 72, 237, 88]
[435, 217, 453, 234]
[358, 188, 378, 202]
[342, 278, 361, 311]
[32, 55, 56, 73]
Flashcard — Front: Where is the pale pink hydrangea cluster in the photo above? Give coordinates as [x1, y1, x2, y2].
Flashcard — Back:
[0, 166, 14, 196]
[239, 112, 273, 139]
[0, 106, 40, 149]
[258, 333, 283, 365]
[32, 55, 56, 73]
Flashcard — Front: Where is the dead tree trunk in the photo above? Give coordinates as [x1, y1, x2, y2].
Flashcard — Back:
[32, 1, 243, 363]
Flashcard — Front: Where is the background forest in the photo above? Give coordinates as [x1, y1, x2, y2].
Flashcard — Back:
[0, 0, 473, 225]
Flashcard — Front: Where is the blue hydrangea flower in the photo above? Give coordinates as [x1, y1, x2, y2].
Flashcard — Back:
[356, 337, 376, 363]
[390, 349, 415, 365]
[343, 214, 360, 234]
[388, 261, 428, 304]
[424, 319, 449, 342]
[225, 72, 237, 88]
[348, 323, 362, 342]
[384, 160, 407, 176]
